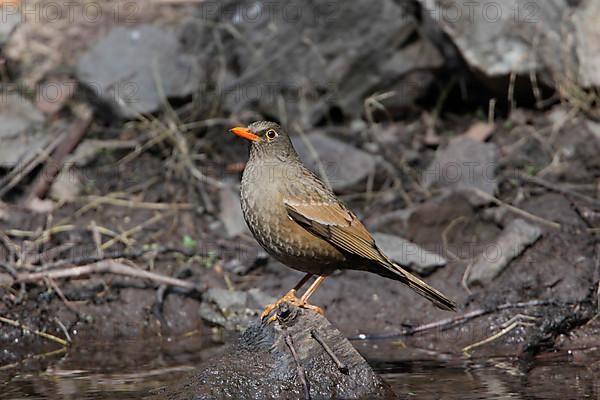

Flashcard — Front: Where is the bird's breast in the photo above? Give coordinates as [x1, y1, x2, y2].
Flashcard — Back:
[240, 161, 344, 272]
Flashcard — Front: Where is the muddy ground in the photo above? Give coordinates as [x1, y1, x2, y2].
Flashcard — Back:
[1, 0, 600, 395]
[1, 108, 599, 366]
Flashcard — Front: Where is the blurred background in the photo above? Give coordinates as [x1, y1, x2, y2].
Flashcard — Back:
[1, 0, 599, 398]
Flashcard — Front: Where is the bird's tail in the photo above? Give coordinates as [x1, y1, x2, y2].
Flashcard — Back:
[377, 261, 457, 311]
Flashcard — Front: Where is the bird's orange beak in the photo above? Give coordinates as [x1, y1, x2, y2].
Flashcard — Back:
[230, 127, 260, 142]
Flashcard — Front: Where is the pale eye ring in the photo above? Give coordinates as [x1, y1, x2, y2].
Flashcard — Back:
[265, 129, 277, 140]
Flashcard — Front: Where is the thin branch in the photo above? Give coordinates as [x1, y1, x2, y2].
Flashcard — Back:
[0, 316, 68, 346]
[350, 300, 555, 341]
[15, 260, 205, 292]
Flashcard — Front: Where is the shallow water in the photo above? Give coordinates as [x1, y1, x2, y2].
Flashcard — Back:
[2, 338, 598, 399]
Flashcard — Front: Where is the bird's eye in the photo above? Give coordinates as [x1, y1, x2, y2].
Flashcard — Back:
[265, 129, 277, 140]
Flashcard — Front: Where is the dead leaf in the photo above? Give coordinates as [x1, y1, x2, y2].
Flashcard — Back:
[453, 122, 495, 143]
[25, 196, 55, 213]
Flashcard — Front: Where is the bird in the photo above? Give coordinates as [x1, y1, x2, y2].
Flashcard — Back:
[230, 121, 456, 320]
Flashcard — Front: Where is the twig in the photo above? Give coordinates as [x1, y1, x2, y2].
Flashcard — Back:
[510, 170, 600, 208]
[0, 347, 67, 371]
[33, 245, 207, 271]
[468, 188, 561, 230]
[15, 260, 205, 292]
[461, 262, 474, 294]
[100, 212, 170, 250]
[25, 106, 92, 202]
[0, 130, 68, 198]
[0, 262, 18, 279]
[310, 330, 348, 374]
[285, 334, 310, 400]
[462, 317, 536, 356]
[0, 316, 68, 346]
[53, 317, 72, 343]
[0, 231, 17, 263]
[350, 300, 554, 341]
[488, 99, 496, 124]
[441, 216, 467, 261]
[45, 277, 81, 318]
[24, 242, 77, 265]
[82, 195, 192, 210]
[90, 220, 103, 259]
[508, 72, 517, 114]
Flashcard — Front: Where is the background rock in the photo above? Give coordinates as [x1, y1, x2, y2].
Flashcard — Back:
[194, 0, 444, 127]
[467, 219, 543, 287]
[76, 25, 201, 118]
[219, 186, 250, 238]
[423, 137, 498, 199]
[372, 232, 447, 275]
[0, 94, 47, 166]
[198, 288, 274, 331]
[291, 132, 376, 191]
[0, 8, 19, 45]
[418, 0, 600, 91]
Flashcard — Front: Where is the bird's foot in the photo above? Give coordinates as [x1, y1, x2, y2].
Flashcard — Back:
[261, 290, 324, 323]
[260, 289, 301, 320]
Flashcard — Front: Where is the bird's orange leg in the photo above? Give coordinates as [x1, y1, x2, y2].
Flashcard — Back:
[260, 273, 313, 320]
[297, 275, 328, 315]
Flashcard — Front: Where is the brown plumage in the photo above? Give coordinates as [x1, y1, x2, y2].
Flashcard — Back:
[231, 121, 456, 319]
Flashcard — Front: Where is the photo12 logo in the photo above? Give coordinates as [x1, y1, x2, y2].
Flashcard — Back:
[195, 1, 339, 25]
[417, 1, 539, 24]
[199, 81, 338, 105]
[0, 1, 139, 24]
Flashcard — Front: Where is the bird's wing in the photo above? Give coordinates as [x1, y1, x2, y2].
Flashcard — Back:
[284, 199, 457, 311]
[284, 200, 387, 263]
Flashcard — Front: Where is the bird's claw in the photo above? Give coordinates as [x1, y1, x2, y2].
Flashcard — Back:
[261, 289, 325, 323]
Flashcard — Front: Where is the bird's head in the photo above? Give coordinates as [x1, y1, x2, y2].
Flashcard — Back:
[230, 121, 296, 159]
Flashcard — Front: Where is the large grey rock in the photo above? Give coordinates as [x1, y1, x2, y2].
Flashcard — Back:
[76, 25, 201, 118]
[372, 232, 447, 276]
[467, 219, 542, 287]
[198, 288, 275, 331]
[0, 9, 19, 45]
[0, 94, 47, 166]
[418, 0, 600, 89]
[423, 137, 498, 200]
[193, 0, 443, 127]
[154, 304, 396, 399]
[574, 1, 600, 87]
[291, 133, 376, 191]
[219, 186, 249, 238]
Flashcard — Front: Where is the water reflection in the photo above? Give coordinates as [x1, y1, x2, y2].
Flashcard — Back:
[1, 338, 598, 399]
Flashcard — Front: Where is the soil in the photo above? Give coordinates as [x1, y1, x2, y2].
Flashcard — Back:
[1, 108, 599, 369]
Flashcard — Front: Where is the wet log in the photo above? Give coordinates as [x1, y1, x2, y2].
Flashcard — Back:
[151, 303, 396, 400]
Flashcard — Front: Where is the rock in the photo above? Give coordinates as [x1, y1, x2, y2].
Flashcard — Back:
[207, 0, 441, 127]
[219, 187, 249, 238]
[466, 219, 542, 287]
[372, 232, 447, 276]
[291, 133, 376, 191]
[198, 288, 275, 331]
[154, 304, 396, 399]
[0, 8, 19, 45]
[0, 94, 47, 166]
[585, 119, 600, 141]
[418, 0, 600, 91]
[423, 137, 498, 202]
[0, 273, 14, 287]
[76, 25, 201, 118]
[573, 1, 600, 87]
